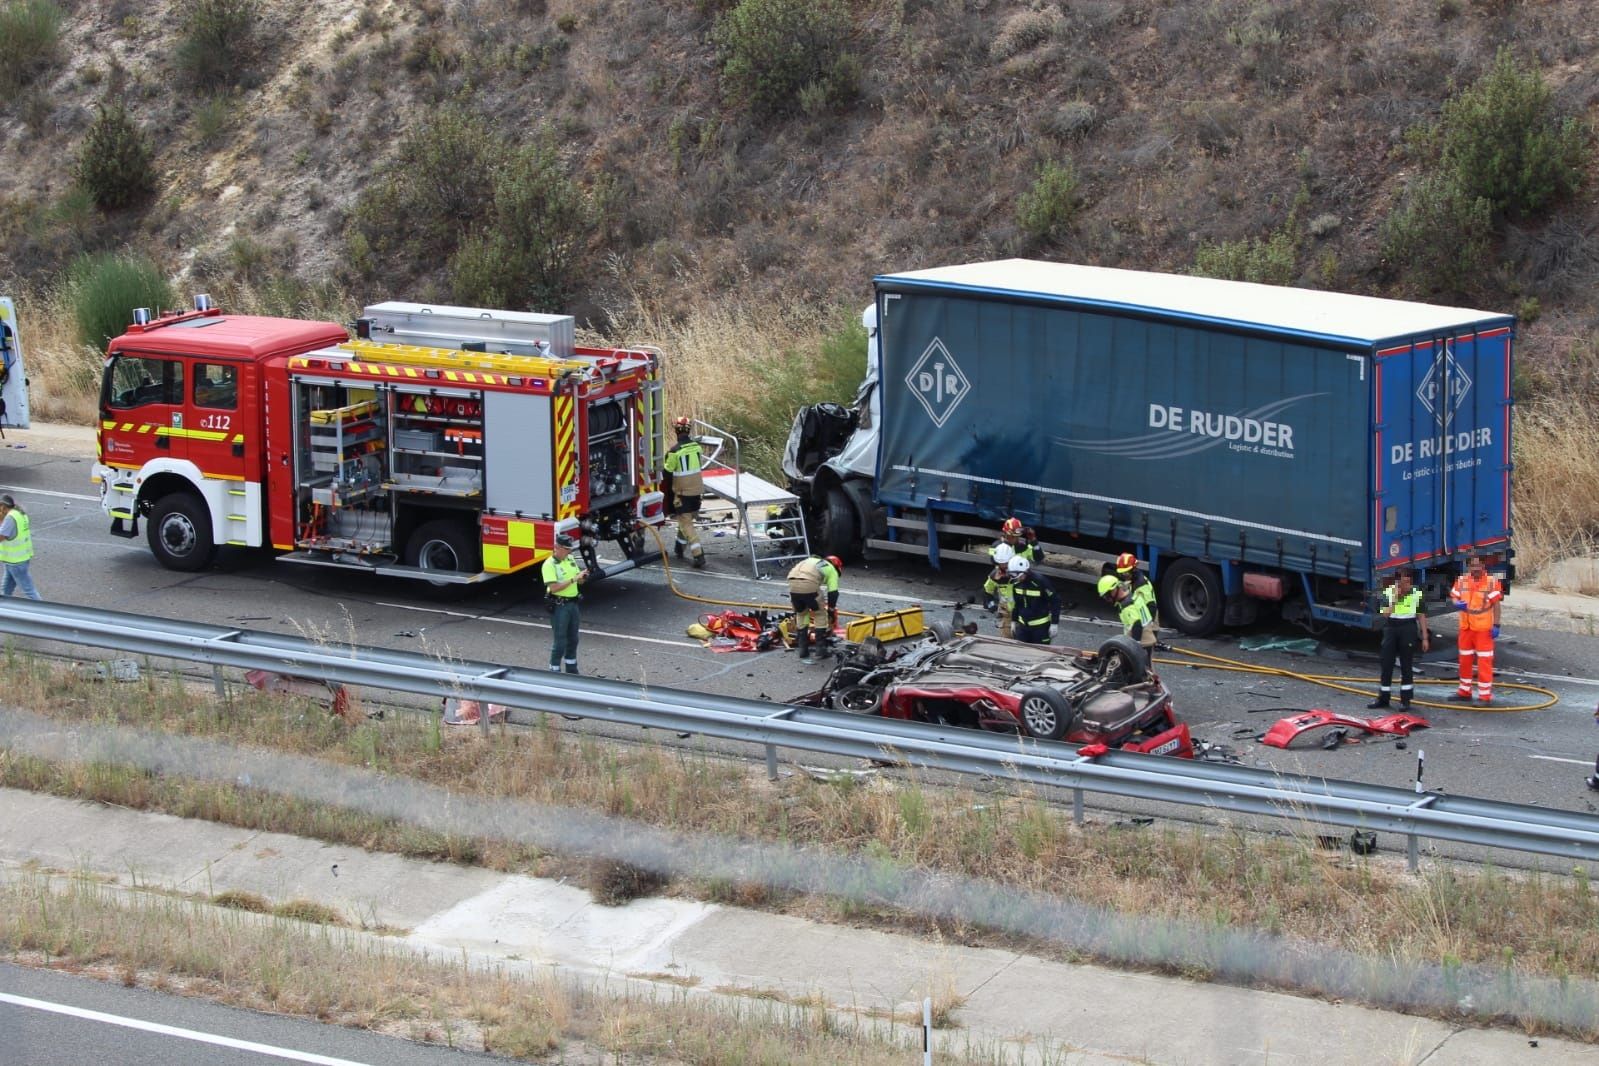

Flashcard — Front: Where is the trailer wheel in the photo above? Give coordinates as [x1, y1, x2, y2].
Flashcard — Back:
[1017, 687, 1075, 741]
[815, 485, 858, 560]
[407, 520, 479, 584]
[1160, 558, 1224, 636]
[147, 493, 215, 572]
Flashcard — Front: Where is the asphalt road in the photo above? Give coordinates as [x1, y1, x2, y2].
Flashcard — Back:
[4, 425, 1599, 819]
[0, 962, 494, 1065]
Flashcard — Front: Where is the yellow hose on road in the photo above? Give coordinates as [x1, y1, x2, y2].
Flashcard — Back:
[640, 525, 1560, 710]
[641, 523, 869, 618]
[1153, 642, 1559, 713]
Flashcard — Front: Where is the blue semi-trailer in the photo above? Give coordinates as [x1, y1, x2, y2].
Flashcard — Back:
[783, 259, 1515, 636]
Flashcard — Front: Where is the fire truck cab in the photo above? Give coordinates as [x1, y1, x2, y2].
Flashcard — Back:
[94, 297, 667, 586]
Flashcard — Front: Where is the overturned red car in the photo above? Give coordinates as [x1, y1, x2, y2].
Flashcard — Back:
[799, 630, 1193, 757]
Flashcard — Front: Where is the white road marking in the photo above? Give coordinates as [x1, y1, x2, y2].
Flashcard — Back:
[378, 602, 702, 649]
[1528, 755, 1592, 766]
[1513, 670, 1599, 689]
[0, 992, 378, 1064]
[0, 484, 100, 503]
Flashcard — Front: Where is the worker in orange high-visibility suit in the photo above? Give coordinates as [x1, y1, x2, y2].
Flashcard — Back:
[1448, 554, 1503, 704]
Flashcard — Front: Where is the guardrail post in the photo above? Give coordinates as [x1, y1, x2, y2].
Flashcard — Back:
[765, 744, 779, 781]
[211, 665, 227, 703]
[1407, 832, 1420, 873]
[1073, 787, 1084, 826]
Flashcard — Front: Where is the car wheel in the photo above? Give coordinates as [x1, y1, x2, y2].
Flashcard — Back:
[406, 519, 480, 596]
[834, 685, 882, 714]
[1017, 686, 1074, 741]
[816, 485, 858, 560]
[1159, 558, 1224, 636]
[1096, 635, 1149, 686]
[927, 621, 955, 644]
[147, 493, 216, 572]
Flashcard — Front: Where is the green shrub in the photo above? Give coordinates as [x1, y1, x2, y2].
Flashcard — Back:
[176, 0, 260, 91]
[1191, 227, 1299, 286]
[74, 101, 157, 210]
[346, 108, 497, 276]
[0, 0, 64, 96]
[713, 0, 858, 119]
[191, 93, 234, 143]
[1379, 173, 1494, 296]
[448, 135, 594, 311]
[68, 253, 175, 351]
[1431, 47, 1587, 219]
[1015, 161, 1081, 244]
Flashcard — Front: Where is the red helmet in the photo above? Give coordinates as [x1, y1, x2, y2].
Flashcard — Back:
[825, 555, 844, 572]
[1001, 517, 1023, 536]
[1115, 552, 1138, 573]
[672, 416, 692, 432]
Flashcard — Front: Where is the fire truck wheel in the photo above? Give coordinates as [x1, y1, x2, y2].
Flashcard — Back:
[147, 493, 216, 572]
[406, 519, 479, 582]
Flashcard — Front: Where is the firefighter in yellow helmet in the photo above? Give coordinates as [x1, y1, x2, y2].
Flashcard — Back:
[662, 416, 706, 568]
[1115, 552, 1158, 655]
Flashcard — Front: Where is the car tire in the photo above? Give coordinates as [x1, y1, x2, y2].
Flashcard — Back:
[1096, 635, 1149, 686]
[1159, 557, 1224, 636]
[1017, 687, 1075, 741]
[147, 493, 216, 572]
[834, 685, 882, 714]
[927, 621, 955, 644]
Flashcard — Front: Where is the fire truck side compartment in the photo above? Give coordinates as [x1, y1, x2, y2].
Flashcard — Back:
[484, 389, 553, 517]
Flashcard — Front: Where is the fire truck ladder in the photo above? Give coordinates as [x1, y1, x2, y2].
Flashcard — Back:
[692, 420, 811, 580]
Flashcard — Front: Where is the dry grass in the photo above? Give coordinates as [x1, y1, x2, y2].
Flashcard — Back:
[0, 873, 968, 1065]
[5, 648, 1599, 1006]
[1513, 388, 1599, 576]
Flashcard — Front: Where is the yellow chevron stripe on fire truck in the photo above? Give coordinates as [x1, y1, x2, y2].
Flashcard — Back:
[101, 420, 241, 444]
[553, 391, 577, 519]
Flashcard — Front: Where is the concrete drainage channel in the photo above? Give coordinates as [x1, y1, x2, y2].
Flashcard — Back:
[1, 599, 1597, 873]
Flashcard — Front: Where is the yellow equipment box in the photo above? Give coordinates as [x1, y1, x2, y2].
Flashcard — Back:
[845, 606, 925, 643]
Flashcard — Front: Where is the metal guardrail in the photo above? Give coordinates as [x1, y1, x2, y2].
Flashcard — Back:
[0, 600, 1595, 870]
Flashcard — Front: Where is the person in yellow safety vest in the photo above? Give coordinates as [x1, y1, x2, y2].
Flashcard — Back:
[662, 416, 707, 569]
[540, 533, 589, 674]
[1368, 567, 1430, 710]
[983, 543, 1017, 637]
[1448, 554, 1503, 705]
[786, 554, 843, 664]
[1097, 561, 1155, 660]
[1008, 556, 1059, 645]
[1115, 551, 1159, 655]
[991, 516, 1043, 566]
[0, 494, 41, 601]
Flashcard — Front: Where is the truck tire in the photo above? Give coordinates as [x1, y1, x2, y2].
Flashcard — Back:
[1160, 558, 1224, 636]
[1017, 686, 1075, 741]
[407, 520, 479, 584]
[814, 485, 858, 560]
[1095, 635, 1149, 686]
[147, 493, 216, 572]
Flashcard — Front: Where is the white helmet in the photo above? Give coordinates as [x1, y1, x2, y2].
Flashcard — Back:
[1007, 556, 1031, 577]
[992, 543, 1015, 566]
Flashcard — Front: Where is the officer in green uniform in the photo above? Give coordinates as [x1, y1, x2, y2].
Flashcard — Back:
[0, 494, 41, 601]
[1369, 567, 1430, 710]
[541, 533, 589, 673]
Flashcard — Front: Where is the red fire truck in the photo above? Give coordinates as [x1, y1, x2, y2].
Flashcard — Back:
[93, 297, 668, 585]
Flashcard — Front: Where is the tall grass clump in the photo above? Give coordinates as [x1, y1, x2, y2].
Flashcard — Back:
[176, 0, 261, 91]
[0, 0, 64, 96]
[74, 101, 157, 211]
[615, 301, 866, 479]
[67, 253, 175, 351]
[1191, 224, 1299, 285]
[713, 0, 860, 119]
[1384, 47, 1588, 295]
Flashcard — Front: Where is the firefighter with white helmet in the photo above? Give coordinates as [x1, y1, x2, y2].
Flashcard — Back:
[1007, 555, 1059, 645]
[662, 416, 706, 568]
[983, 542, 1017, 637]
